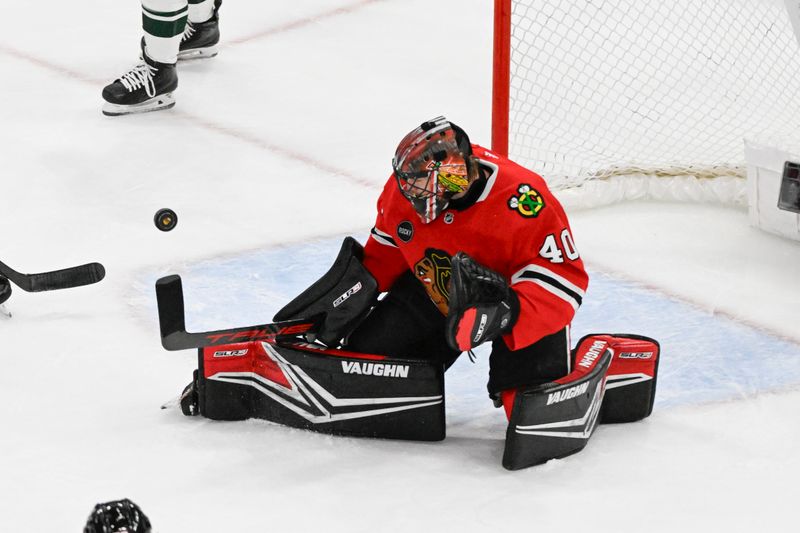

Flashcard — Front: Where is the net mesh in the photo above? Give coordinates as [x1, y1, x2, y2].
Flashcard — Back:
[507, 0, 800, 200]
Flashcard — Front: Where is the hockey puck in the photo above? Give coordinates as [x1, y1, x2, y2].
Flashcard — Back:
[154, 208, 178, 232]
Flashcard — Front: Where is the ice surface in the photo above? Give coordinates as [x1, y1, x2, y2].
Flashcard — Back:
[1, 1, 798, 532]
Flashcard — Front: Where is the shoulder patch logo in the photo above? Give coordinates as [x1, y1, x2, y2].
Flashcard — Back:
[443, 212, 455, 224]
[508, 184, 545, 218]
[397, 221, 414, 243]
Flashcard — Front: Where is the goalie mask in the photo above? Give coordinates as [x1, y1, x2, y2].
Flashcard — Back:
[392, 116, 473, 224]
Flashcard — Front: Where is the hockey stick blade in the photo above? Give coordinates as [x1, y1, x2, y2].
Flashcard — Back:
[156, 274, 320, 351]
[0, 259, 105, 292]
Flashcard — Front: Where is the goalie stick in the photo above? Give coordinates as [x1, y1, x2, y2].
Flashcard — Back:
[156, 275, 321, 351]
[0, 259, 105, 292]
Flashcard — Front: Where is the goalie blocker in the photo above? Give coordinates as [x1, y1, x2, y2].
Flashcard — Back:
[503, 333, 660, 470]
[182, 338, 446, 441]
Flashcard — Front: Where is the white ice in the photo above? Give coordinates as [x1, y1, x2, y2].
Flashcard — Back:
[1, 1, 799, 532]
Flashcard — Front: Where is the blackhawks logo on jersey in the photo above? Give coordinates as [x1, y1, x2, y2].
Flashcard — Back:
[508, 184, 545, 218]
[414, 248, 452, 315]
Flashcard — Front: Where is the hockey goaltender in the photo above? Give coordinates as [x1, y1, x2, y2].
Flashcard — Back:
[173, 117, 660, 470]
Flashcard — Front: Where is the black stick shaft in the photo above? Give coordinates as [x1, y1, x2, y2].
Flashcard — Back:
[0, 259, 105, 292]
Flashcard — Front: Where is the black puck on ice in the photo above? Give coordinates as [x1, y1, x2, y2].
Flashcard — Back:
[154, 208, 178, 232]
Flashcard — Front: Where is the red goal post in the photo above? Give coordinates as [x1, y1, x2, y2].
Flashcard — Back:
[491, 0, 800, 207]
[492, 0, 512, 158]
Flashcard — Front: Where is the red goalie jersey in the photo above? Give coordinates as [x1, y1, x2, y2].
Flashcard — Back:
[362, 144, 588, 351]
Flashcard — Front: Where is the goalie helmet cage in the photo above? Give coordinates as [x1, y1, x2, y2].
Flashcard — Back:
[491, 0, 800, 209]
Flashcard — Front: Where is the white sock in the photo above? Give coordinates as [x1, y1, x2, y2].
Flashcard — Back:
[188, 0, 216, 23]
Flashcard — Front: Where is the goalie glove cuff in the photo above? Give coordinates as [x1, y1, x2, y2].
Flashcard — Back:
[445, 252, 519, 351]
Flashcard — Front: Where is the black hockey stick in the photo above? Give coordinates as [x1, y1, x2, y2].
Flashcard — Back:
[0, 259, 105, 292]
[156, 274, 320, 351]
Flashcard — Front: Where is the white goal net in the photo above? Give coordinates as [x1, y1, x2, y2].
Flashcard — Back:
[496, 0, 800, 207]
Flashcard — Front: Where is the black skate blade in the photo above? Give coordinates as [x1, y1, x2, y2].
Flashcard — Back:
[102, 94, 176, 117]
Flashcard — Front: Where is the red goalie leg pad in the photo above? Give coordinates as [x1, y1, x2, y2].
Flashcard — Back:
[203, 340, 291, 387]
[573, 334, 660, 423]
[198, 341, 263, 421]
[501, 344, 611, 470]
[193, 339, 447, 441]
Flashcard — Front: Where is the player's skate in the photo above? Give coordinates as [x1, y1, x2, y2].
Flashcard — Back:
[178, 0, 222, 60]
[102, 43, 177, 116]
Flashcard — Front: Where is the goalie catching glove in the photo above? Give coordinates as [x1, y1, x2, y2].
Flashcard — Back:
[445, 252, 519, 351]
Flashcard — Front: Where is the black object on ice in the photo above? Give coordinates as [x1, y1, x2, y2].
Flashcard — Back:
[156, 274, 320, 350]
[83, 498, 152, 533]
[154, 208, 178, 232]
[0, 259, 105, 292]
[0, 276, 10, 304]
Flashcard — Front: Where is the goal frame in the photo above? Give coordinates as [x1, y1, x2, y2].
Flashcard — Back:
[489, 0, 757, 208]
